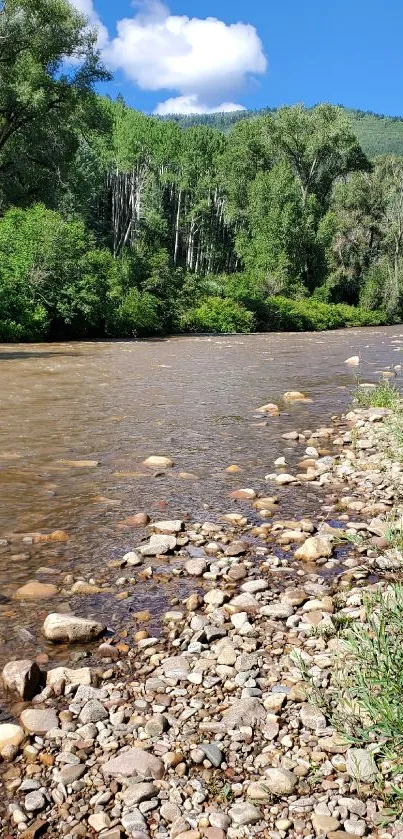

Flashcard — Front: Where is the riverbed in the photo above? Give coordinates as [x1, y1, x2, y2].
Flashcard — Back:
[0, 327, 402, 678]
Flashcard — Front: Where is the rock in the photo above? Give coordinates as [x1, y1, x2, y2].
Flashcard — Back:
[343, 821, 366, 836]
[229, 803, 262, 825]
[123, 782, 159, 806]
[282, 588, 307, 606]
[58, 764, 87, 784]
[226, 465, 242, 473]
[160, 656, 190, 680]
[256, 403, 280, 415]
[79, 699, 108, 724]
[102, 748, 164, 780]
[152, 520, 184, 534]
[217, 697, 265, 730]
[139, 534, 177, 556]
[20, 708, 59, 735]
[300, 704, 327, 731]
[246, 782, 272, 801]
[43, 613, 105, 643]
[241, 579, 268, 593]
[346, 748, 377, 782]
[143, 456, 173, 468]
[46, 666, 92, 688]
[185, 558, 207, 576]
[312, 815, 341, 835]
[229, 592, 259, 612]
[119, 513, 150, 527]
[124, 551, 143, 566]
[201, 743, 223, 766]
[204, 589, 225, 607]
[295, 536, 333, 561]
[70, 580, 102, 595]
[263, 768, 298, 795]
[230, 488, 256, 499]
[88, 813, 111, 832]
[2, 660, 41, 700]
[24, 792, 46, 813]
[209, 814, 230, 831]
[58, 459, 99, 467]
[14, 581, 58, 600]
[260, 603, 294, 619]
[0, 723, 25, 752]
[225, 540, 248, 556]
[283, 391, 308, 401]
[19, 819, 47, 839]
[344, 356, 360, 366]
[275, 473, 298, 485]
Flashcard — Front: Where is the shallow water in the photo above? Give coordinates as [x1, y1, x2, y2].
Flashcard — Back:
[0, 327, 402, 678]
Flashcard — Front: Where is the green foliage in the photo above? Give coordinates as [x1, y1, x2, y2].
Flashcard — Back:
[260, 296, 386, 332]
[107, 289, 162, 338]
[354, 379, 401, 409]
[181, 297, 255, 334]
[328, 585, 403, 770]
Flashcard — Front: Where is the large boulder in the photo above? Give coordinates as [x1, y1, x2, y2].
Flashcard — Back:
[2, 660, 41, 700]
[43, 613, 106, 643]
[0, 723, 25, 752]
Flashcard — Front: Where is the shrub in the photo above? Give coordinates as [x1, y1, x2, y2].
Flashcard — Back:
[108, 289, 162, 338]
[262, 296, 387, 332]
[180, 296, 255, 334]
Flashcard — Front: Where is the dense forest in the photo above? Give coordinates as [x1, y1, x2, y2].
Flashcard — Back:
[1, 0, 403, 340]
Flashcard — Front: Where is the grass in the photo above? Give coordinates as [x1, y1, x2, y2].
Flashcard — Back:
[354, 379, 401, 410]
[323, 585, 403, 774]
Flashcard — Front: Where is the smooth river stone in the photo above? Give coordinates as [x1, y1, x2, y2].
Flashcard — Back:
[43, 613, 106, 643]
[102, 748, 164, 779]
[20, 708, 59, 734]
[14, 581, 58, 600]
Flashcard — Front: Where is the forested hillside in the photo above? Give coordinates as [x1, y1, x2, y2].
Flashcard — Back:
[167, 108, 403, 159]
[1, 0, 403, 341]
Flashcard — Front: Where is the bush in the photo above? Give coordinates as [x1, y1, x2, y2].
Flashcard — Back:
[261, 296, 387, 331]
[180, 296, 255, 334]
[108, 289, 162, 338]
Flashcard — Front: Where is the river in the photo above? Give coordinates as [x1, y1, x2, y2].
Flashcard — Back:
[0, 327, 402, 688]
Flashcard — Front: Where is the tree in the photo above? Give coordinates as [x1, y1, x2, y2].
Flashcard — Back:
[0, 0, 109, 209]
[265, 104, 370, 209]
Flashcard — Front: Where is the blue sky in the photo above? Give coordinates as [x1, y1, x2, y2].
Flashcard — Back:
[73, 0, 403, 116]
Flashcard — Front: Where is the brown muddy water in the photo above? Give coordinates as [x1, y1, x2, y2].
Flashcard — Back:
[0, 327, 402, 690]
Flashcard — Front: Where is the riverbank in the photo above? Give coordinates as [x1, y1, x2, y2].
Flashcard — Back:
[2, 382, 403, 839]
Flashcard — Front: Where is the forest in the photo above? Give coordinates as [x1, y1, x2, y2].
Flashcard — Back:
[1, 0, 403, 340]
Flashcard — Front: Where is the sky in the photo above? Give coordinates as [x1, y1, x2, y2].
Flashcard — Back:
[71, 0, 403, 117]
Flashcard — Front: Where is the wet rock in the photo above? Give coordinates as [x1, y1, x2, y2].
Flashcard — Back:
[20, 708, 59, 735]
[283, 391, 308, 401]
[346, 748, 377, 782]
[2, 660, 41, 700]
[119, 513, 150, 527]
[143, 456, 173, 468]
[256, 403, 280, 415]
[151, 519, 184, 534]
[14, 581, 58, 600]
[263, 768, 298, 795]
[102, 748, 164, 780]
[139, 534, 177, 556]
[295, 536, 333, 561]
[230, 488, 256, 500]
[43, 613, 106, 643]
[275, 473, 298, 485]
[344, 356, 360, 366]
[224, 540, 248, 556]
[229, 802, 261, 825]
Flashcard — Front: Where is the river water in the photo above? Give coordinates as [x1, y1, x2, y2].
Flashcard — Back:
[0, 327, 402, 684]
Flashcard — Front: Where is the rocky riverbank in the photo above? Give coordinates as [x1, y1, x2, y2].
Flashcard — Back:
[2, 395, 403, 839]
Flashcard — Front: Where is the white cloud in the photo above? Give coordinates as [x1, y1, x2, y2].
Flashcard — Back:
[69, 0, 109, 49]
[155, 95, 246, 115]
[103, 0, 267, 114]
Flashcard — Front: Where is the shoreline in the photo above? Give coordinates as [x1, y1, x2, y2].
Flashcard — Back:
[2, 389, 403, 839]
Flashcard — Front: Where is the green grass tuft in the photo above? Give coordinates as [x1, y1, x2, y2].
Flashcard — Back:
[354, 379, 401, 409]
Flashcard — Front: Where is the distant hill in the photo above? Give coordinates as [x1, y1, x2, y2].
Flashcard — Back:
[164, 107, 403, 159]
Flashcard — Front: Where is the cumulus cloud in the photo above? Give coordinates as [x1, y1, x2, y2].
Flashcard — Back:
[103, 0, 267, 114]
[154, 95, 246, 116]
[69, 0, 109, 49]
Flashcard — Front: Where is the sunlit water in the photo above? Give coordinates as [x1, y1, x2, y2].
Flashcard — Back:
[0, 327, 402, 699]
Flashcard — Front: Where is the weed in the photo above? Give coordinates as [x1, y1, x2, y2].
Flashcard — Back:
[354, 379, 401, 410]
